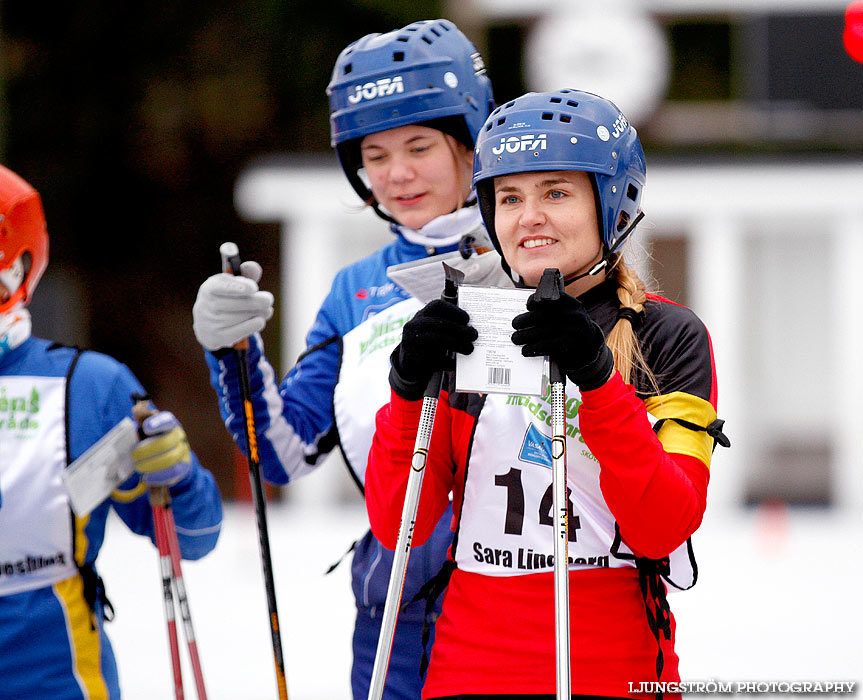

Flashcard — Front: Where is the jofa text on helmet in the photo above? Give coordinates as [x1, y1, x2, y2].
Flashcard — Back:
[347, 76, 405, 104]
[491, 134, 548, 155]
[611, 113, 629, 139]
[471, 51, 487, 76]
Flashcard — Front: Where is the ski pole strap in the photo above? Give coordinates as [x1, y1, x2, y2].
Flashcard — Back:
[636, 559, 673, 699]
[79, 562, 115, 624]
[404, 559, 456, 678]
[610, 523, 674, 698]
[652, 416, 731, 452]
[324, 539, 357, 575]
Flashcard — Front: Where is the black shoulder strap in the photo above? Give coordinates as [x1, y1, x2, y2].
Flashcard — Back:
[62, 346, 115, 623]
[63, 346, 85, 467]
[653, 416, 731, 451]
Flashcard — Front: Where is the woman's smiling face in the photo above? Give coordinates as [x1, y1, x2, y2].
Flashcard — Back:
[360, 124, 473, 230]
[493, 170, 603, 289]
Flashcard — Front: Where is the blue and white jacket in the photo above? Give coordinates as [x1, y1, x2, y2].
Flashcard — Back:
[205, 210, 486, 622]
[0, 336, 223, 700]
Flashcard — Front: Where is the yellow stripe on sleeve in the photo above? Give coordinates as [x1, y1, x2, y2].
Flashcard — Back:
[644, 391, 717, 469]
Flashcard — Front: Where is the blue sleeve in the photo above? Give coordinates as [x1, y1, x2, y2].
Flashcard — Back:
[204, 280, 348, 485]
[71, 352, 222, 562]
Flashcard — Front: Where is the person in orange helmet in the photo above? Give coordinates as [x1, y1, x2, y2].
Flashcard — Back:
[0, 164, 222, 700]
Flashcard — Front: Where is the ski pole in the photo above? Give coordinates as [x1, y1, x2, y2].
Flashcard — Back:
[160, 494, 208, 700]
[133, 395, 209, 700]
[219, 242, 289, 700]
[367, 262, 464, 700]
[536, 268, 571, 700]
[150, 485, 185, 699]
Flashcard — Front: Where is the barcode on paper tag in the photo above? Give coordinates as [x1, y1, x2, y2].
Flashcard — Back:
[487, 366, 512, 387]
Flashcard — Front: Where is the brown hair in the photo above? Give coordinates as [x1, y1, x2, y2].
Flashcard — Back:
[443, 134, 475, 212]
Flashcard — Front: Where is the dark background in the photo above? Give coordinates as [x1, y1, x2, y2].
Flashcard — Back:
[1, 1, 442, 496]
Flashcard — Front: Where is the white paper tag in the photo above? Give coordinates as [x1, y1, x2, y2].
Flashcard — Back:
[62, 417, 139, 517]
[386, 250, 514, 304]
[456, 285, 545, 396]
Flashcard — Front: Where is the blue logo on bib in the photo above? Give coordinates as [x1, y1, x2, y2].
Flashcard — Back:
[518, 423, 552, 468]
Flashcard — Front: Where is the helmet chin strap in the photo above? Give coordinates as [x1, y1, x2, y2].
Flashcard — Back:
[561, 211, 645, 286]
[0, 256, 25, 297]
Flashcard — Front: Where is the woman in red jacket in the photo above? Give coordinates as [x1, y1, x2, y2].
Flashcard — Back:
[365, 89, 728, 699]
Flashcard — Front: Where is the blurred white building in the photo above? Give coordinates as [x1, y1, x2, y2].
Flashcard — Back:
[233, 0, 863, 512]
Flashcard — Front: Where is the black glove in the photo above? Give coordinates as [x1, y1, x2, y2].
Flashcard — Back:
[511, 291, 614, 391]
[390, 299, 478, 400]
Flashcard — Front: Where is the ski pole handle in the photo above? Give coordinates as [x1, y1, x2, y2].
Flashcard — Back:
[421, 262, 464, 399]
[219, 242, 250, 351]
[131, 392, 154, 433]
[219, 241, 241, 274]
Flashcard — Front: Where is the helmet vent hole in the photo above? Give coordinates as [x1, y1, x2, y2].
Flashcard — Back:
[541, 112, 553, 120]
[505, 101, 515, 109]
[430, 26, 441, 37]
[393, 51, 404, 61]
[616, 212, 631, 232]
[627, 184, 639, 201]
[560, 115, 571, 123]
[344, 63, 353, 74]
[550, 97, 562, 103]
[397, 36, 409, 42]
[422, 35, 433, 44]
[566, 100, 579, 108]
[496, 117, 506, 126]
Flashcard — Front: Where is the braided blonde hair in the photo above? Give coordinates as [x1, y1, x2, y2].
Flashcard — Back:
[605, 255, 660, 395]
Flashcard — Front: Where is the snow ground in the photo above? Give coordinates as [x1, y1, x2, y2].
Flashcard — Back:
[98, 498, 862, 700]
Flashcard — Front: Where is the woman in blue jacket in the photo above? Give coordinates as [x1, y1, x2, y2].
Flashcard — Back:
[192, 19, 494, 700]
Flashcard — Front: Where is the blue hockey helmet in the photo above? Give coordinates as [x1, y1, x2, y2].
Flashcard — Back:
[473, 89, 646, 267]
[328, 19, 494, 206]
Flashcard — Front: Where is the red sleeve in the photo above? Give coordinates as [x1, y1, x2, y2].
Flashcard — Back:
[579, 372, 710, 559]
[365, 389, 457, 550]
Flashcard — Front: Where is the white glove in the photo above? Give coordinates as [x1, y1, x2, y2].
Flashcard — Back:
[192, 260, 274, 351]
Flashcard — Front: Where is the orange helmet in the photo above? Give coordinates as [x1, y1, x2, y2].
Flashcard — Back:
[0, 165, 48, 313]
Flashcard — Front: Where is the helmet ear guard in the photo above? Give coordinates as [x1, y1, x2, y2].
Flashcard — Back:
[472, 89, 647, 270]
[0, 165, 49, 313]
[327, 19, 494, 214]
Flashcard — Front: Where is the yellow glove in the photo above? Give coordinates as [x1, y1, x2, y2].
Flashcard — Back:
[131, 411, 192, 486]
